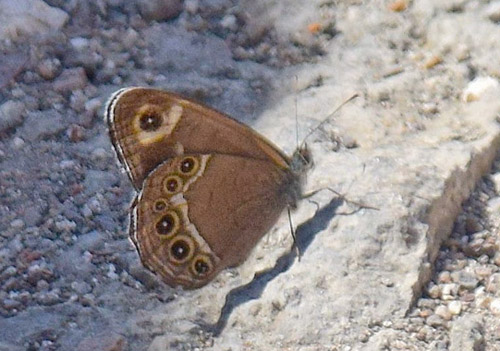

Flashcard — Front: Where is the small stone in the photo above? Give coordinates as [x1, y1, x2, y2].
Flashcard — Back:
[0, 266, 17, 280]
[451, 271, 478, 290]
[184, 0, 198, 14]
[12, 136, 25, 149]
[388, 0, 408, 12]
[426, 314, 445, 328]
[448, 301, 462, 315]
[35, 289, 61, 305]
[71, 281, 92, 295]
[487, 273, 500, 293]
[80, 293, 96, 307]
[36, 279, 50, 291]
[137, 0, 182, 21]
[493, 252, 500, 266]
[490, 298, 500, 315]
[70, 37, 90, 51]
[427, 284, 441, 299]
[435, 305, 452, 321]
[53, 67, 88, 93]
[220, 14, 238, 31]
[438, 271, 452, 283]
[67, 124, 86, 142]
[485, 1, 500, 23]
[27, 264, 54, 285]
[91, 148, 108, 160]
[1, 298, 22, 311]
[37, 58, 61, 80]
[462, 76, 500, 102]
[84, 98, 102, 114]
[0, 100, 25, 133]
[54, 219, 77, 233]
[60, 160, 77, 170]
[441, 283, 458, 299]
[10, 219, 25, 229]
[475, 266, 492, 279]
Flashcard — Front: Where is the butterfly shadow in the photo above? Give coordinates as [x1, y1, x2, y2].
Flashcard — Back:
[197, 196, 345, 337]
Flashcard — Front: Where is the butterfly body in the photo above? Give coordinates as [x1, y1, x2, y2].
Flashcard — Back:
[105, 87, 311, 289]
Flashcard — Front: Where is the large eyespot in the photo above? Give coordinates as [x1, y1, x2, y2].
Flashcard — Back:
[178, 156, 199, 176]
[163, 175, 183, 194]
[190, 254, 213, 277]
[153, 199, 168, 212]
[168, 235, 195, 264]
[135, 105, 163, 132]
[155, 211, 179, 237]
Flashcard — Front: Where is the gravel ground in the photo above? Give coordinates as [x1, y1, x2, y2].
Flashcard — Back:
[2, 1, 500, 350]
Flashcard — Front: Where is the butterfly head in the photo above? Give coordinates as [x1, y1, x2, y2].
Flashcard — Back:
[290, 143, 313, 174]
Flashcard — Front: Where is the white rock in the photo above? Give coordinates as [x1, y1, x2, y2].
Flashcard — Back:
[490, 298, 500, 315]
[462, 76, 500, 102]
[0, 0, 69, 41]
[448, 301, 462, 315]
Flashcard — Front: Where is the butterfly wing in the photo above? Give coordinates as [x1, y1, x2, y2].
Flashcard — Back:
[105, 87, 291, 189]
[132, 153, 291, 289]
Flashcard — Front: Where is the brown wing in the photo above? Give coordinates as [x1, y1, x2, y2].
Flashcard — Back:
[131, 153, 292, 289]
[105, 87, 291, 189]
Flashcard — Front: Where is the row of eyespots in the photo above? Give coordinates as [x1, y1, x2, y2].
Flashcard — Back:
[152, 194, 212, 278]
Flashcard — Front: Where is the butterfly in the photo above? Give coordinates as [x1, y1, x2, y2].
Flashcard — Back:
[105, 87, 312, 289]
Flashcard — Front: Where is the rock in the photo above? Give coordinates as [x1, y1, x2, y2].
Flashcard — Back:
[21, 110, 64, 142]
[485, 1, 500, 23]
[448, 301, 462, 315]
[0, 100, 25, 133]
[449, 315, 484, 351]
[451, 271, 478, 291]
[53, 67, 88, 93]
[462, 76, 500, 102]
[37, 58, 61, 80]
[0, 0, 69, 41]
[137, 0, 183, 21]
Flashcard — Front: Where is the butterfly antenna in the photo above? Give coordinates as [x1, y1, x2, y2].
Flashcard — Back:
[299, 93, 359, 149]
[294, 76, 300, 150]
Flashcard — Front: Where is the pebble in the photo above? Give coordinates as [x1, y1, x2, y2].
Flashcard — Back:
[35, 289, 61, 306]
[485, 1, 500, 22]
[437, 271, 452, 284]
[427, 284, 441, 298]
[53, 67, 88, 93]
[441, 283, 458, 299]
[490, 298, 500, 315]
[27, 264, 54, 285]
[0, 100, 25, 133]
[71, 281, 92, 295]
[70, 37, 90, 51]
[37, 58, 61, 80]
[10, 219, 25, 229]
[462, 76, 500, 102]
[12, 136, 25, 149]
[137, 0, 183, 21]
[426, 314, 445, 328]
[448, 301, 462, 315]
[435, 305, 452, 321]
[1, 298, 22, 311]
[84, 97, 102, 114]
[451, 271, 478, 290]
[54, 219, 77, 233]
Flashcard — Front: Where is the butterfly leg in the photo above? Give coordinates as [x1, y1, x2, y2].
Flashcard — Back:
[287, 207, 302, 261]
[302, 187, 379, 214]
